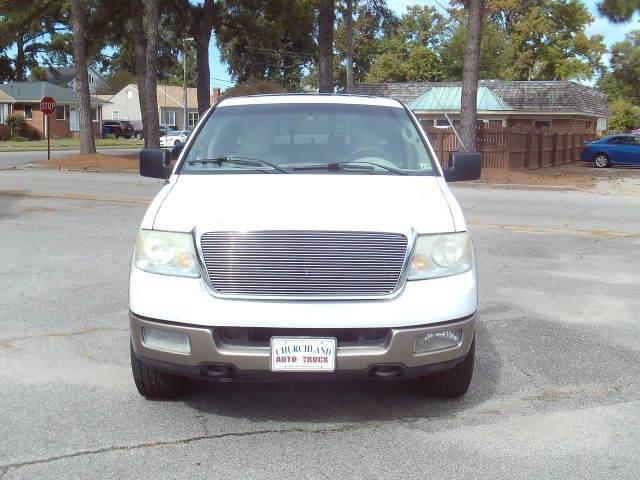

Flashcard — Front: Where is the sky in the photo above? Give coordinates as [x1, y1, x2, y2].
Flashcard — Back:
[207, 0, 640, 90]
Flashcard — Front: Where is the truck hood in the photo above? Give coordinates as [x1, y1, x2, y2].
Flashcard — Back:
[152, 174, 456, 235]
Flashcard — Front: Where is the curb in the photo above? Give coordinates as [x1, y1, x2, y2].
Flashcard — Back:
[454, 182, 586, 192]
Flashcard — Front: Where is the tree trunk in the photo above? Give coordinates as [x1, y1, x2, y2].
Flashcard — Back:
[144, 0, 161, 149]
[460, 0, 484, 153]
[318, 0, 334, 93]
[194, 0, 215, 115]
[70, 0, 96, 154]
[131, 0, 149, 146]
[345, 0, 354, 93]
[15, 35, 26, 81]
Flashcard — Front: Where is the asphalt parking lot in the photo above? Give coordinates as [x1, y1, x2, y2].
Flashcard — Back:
[1, 168, 639, 479]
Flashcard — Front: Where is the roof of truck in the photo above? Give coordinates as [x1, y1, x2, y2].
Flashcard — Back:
[217, 93, 404, 109]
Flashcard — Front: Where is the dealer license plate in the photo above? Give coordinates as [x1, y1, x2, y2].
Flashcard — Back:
[270, 337, 337, 372]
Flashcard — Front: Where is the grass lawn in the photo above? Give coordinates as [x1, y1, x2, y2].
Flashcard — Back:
[0, 137, 143, 151]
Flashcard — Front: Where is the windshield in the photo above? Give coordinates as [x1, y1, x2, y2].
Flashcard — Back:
[179, 102, 436, 175]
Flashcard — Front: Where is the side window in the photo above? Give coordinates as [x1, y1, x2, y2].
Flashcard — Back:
[632, 137, 640, 145]
[607, 137, 623, 144]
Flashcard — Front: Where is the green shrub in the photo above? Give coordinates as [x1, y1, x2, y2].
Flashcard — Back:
[6, 113, 26, 137]
[5, 113, 40, 140]
[607, 99, 640, 132]
[21, 123, 40, 140]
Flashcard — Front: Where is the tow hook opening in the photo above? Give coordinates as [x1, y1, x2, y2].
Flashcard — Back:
[370, 365, 404, 379]
[202, 365, 235, 381]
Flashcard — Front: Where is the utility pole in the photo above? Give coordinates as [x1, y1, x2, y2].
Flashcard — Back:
[345, 0, 354, 93]
[183, 38, 194, 130]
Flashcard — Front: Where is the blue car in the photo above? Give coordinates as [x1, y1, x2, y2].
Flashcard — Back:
[581, 134, 640, 168]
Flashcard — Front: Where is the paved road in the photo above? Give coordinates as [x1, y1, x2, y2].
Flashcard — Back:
[0, 148, 141, 169]
[1, 170, 639, 479]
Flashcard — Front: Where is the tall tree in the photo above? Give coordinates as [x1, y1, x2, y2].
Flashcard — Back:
[345, 0, 354, 92]
[318, 0, 335, 92]
[69, 0, 96, 154]
[460, 0, 484, 153]
[184, 0, 217, 114]
[144, 0, 161, 148]
[333, 0, 397, 88]
[607, 30, 640, 105]
[217, 0, 316, 90]
[598, 0, 640, 22]
[439, 18, 512, 80]
[482, 0, 605, 81]
[364, 5, 445, 83]
[0, 0, 65, 80]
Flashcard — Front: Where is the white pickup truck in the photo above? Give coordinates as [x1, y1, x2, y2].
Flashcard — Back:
[130, 94, 481, 400]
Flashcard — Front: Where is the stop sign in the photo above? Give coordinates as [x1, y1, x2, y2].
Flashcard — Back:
[40, 96, 56, 116]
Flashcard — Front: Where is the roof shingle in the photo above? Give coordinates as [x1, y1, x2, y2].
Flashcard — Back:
[353, 80, 611, 117]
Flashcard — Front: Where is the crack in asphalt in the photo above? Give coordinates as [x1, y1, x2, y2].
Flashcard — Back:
[0, 424, 362, 473]
[0, 327, 128, 350]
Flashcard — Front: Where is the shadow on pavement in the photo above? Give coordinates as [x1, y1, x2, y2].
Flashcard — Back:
[182, 322, 501, 423]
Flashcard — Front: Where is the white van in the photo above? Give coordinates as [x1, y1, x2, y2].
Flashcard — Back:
[130, 95, 481, 399]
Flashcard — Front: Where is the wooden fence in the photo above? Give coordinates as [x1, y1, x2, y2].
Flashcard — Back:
[426, 126, 596, 170]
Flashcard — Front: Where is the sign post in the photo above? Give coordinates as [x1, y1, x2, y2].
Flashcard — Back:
[40, 97, 56, 161]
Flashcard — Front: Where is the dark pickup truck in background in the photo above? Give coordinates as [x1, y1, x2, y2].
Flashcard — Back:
[102, 120, 135, 139]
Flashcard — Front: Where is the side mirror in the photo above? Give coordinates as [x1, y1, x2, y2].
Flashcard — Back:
[444, 152, 482, 182]
[171, 142, 185, 160]
[140, 149, 171, 179]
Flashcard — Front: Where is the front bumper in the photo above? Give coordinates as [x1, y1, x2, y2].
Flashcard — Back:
[130, 311, 475, 381]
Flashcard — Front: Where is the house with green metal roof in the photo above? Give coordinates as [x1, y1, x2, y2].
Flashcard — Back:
[0, 81, 107, 139]
[353, 81, 611, 133]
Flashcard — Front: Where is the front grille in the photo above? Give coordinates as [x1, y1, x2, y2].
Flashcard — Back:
[199, 230, 409, 297]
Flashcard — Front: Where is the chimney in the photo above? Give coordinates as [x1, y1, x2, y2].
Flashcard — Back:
[210, 88, 221, 105]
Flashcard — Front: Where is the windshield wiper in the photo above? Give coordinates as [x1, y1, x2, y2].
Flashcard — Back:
[290, 162, 407, 175]
[186, 156, 290, 174]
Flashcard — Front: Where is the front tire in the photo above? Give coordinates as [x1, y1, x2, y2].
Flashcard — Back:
[130, 344, 187, 399]
[594, 154, 610, 168]
[421, 337, 475, 398]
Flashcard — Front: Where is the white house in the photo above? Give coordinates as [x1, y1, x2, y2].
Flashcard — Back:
[101, 84, 205, 130]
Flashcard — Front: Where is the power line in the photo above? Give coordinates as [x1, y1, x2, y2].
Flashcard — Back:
[210, 76, 235, 84]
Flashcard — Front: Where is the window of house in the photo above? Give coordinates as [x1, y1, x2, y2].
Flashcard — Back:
[127, 90, 133, 99]
[0, 103, 9, 124]
[489, 119, 503, 127]
[91, 108, 98, 121]
[24, 105, 33, 120]
[167, 111, 176, 126]
[188, 111, 199, 128]
[112, 111, 120, 120]
[56, 105, 65, 120]
[535, 120, 550, 129]
[436, 119, 451, 127]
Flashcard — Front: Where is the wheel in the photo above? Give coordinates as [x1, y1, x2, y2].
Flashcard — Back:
[136, 132, 143, 140]
[421, 337, 475, 398]
[130, 343, 187, 399]
[114, 131, 120, 139]
[593, 154, 609, 168]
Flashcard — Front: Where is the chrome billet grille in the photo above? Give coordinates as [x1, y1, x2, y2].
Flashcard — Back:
[200, 231, 409, 297]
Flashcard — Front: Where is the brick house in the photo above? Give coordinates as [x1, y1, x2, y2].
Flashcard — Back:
[0, 81, 106, 139]
[353, 80, 611, 134]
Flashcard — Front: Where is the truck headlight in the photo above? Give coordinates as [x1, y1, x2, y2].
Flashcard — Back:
[134, 230, 200, 277]
[406, 232, 472, 280]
